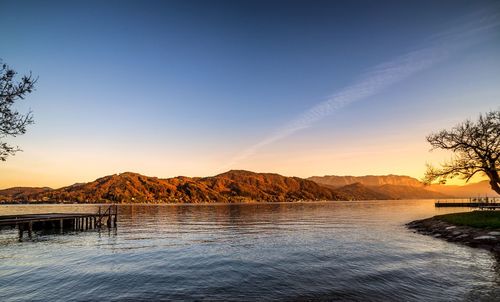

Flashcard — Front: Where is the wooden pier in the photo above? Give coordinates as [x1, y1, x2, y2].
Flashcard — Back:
[0, 205, 118, 240]
[435, 197, 500, 208]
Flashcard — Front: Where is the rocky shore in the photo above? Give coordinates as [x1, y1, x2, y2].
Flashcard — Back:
[407, 217, 500, 254]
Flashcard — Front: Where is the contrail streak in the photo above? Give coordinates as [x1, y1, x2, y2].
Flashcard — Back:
[222, 10, 500, 170]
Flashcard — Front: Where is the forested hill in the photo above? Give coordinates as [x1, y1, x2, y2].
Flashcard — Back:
[0, 170, 344, 203]
[5, 170, 495, 204]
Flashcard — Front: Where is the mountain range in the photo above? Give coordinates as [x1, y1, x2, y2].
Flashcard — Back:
[308, 175, 423, 187]
[0, 170, 342, 203]
[308, 174, 499, 198]
[0, 170, 497, 204]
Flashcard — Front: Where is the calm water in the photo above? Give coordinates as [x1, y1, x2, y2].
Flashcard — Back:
[0, 200, 499, 301]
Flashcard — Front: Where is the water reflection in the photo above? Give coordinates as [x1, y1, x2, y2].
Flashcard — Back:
[0, 201, 498, 301]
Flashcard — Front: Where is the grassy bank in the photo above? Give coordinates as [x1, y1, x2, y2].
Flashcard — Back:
[435, 211, 500, 229]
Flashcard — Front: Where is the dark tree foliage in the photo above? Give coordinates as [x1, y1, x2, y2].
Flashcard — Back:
[0, 61, 36, 161]
[423, 110, 500, 194]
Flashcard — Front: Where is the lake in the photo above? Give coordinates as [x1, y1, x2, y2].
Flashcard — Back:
[0, 200, 499, 301]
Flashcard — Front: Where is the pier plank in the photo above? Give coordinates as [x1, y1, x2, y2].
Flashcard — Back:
[0, 205, 118, 240]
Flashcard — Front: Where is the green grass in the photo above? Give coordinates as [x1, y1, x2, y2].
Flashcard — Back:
[435, 211, 500, 229]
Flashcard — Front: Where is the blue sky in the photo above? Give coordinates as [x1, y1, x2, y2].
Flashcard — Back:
[1, 0, 499, 187]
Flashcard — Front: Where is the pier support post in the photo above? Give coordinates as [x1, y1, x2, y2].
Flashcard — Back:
[60, 219, 64, 233]
[98, 206, 102, 228]
[107, 208, 111, 228]
[28, 222, 33, 239]
[18, 224, 23, 240]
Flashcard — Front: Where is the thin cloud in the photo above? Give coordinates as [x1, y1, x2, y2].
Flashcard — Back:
[222, 10, 500, 170]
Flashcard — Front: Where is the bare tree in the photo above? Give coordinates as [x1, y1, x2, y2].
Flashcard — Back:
[0, 60, 37, 161]
[423, 109, 500, 194]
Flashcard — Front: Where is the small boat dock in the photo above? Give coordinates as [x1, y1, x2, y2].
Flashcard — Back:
[0, 205, 118, 239]
[435, 197, 500, 208]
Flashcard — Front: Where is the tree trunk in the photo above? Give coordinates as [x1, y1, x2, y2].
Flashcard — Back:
[488, 170, 500, 195]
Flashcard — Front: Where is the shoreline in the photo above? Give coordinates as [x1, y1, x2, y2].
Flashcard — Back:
[0, 199, 402, 206]
[407, 216, 500, 255]
[0, 199, 441, 207]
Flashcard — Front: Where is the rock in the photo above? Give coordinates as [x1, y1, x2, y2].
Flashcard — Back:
[473, 235, 497, 240]
[406, 218, 500, 256]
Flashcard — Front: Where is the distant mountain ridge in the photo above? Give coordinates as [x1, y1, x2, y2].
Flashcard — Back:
[429, 180, 499, 198]
[0, 187, 53, 201]
[308, 175, 422, 187]
[0, 170, 344, 203]
[326, 183, 393, 200]
[308, 174, 499, 198]
[1, 170, 497, 204]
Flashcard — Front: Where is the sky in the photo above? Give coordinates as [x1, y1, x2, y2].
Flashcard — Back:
[0, 0, 499, 188]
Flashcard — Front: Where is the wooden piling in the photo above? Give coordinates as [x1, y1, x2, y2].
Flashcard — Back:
[18, 224, 23, 240]
[28, 222, 33, 238]
[98, 206, 102, 228]
[107, 208, 112, 228]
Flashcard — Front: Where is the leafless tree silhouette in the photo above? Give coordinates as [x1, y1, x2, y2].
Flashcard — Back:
[423, 109, 500, 194]
[0, 60, 37, 161]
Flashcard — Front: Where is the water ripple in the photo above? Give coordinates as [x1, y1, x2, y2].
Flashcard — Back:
[1, 200, 499, 301]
